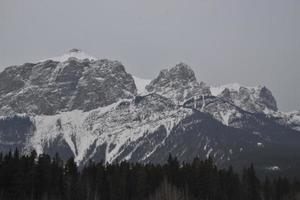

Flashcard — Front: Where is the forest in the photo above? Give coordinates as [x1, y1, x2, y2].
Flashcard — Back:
[0, 149, 299, 200]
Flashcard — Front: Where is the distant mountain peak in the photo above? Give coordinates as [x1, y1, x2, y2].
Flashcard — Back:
[173, 62, 194, 71]
[210, 83, 258, 96]
[146, 63, 211, 103]
[164, 62, 196, 82]
[39, 49, 97, 63]
[210, 83, 278, 113]
[149, 63, 196, 86]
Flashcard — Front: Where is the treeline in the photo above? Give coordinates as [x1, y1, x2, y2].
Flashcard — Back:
[0, 149, 299, 200]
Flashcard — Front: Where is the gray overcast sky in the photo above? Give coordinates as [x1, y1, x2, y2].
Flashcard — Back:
[1, 0, 299, 111]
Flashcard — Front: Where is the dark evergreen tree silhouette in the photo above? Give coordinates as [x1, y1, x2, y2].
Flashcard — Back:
[0, 149, 299, 200]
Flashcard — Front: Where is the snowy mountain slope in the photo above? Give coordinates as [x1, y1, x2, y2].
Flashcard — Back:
[269, 110, 300, 131]
[2, 101, 300, 174]
[207, 84, 300, 131]
[183, 95, 247, 127]
[22, 94, 192, 165]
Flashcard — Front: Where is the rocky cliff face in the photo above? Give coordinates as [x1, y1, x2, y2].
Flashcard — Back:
[0, 50, 136, 115]
[210, 83, 278, 113]
[0, 50, 299, 176]
[146, 63, 211, 103]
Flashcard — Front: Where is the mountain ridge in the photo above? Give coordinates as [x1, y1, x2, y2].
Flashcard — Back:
[0, 50, 299, 176]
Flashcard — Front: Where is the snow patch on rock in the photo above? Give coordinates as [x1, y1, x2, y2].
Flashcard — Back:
[132, 76, 151, 95]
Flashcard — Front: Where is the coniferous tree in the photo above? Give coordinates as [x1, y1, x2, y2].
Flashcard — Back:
[64, 156, 79, 200]
[0, 150, 299, 200]
[148, 177, 187, 200]
[242, 164, 261, 200]
[263, 177, 272, 200]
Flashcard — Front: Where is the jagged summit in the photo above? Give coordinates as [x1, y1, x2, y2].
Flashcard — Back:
[158, 62, 197, 82]
[210, 83, 249, 96]
[146, 63, 211, 103]
[39, 49, 97, 63]
[210, 83, 278, 113]
[210, 83, 266, 96]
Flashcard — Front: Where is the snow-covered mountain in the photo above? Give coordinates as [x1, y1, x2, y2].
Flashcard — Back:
[0, 50, 300, 175]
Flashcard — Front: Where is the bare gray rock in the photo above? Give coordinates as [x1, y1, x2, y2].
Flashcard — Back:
[0, 58, 136, 115]
[146, 63, 211, 103]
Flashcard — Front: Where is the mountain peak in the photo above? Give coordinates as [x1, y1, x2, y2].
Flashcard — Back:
[173, 62, 193, 71]
[168, 62, 196, 81]
[151, 63, 197, 85]
[210, 83, 278, 113]
[39, 49, 97, 63]
[146, 63, 210, 103]
[210, 83, 255, 96]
